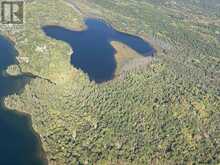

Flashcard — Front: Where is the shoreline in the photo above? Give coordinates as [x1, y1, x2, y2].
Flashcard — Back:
[0, 35, 48, 165]
[1, 99, 48, 165]
[0, 1, 159, 163]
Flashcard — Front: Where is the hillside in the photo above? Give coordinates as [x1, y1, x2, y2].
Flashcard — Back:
[1, 0, 219, 164]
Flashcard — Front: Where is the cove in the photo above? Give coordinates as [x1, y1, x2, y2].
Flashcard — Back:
[43, 18, 155, 83]
[0, 35, 46, 165]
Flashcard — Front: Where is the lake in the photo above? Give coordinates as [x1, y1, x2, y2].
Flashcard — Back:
[0, 18, 154, 164]
[0, 35, 46, 165]
[43, 18, 155, 83]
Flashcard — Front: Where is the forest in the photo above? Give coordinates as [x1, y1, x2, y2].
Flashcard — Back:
[0, 0, 219, 164]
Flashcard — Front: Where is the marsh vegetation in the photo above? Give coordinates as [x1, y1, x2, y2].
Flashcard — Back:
[0, 0, 219, 164]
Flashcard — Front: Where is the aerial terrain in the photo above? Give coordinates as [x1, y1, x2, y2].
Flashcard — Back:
[0, 0, 219, 164]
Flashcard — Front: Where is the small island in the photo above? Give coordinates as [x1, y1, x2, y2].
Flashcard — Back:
[0, 0, 219, 165]
[6, 64, 21, 76]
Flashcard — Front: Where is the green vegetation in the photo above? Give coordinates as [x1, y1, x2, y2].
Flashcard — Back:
[1, 0, 219, 164]
[0, 0, 85, 84]
[5, 64, 21, 76]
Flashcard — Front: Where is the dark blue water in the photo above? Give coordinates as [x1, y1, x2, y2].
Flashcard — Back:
[43, 18, 155, 83]
[0, 35, 46, 165]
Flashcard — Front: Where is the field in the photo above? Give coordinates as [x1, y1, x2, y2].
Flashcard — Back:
[1, 0, 220, 164]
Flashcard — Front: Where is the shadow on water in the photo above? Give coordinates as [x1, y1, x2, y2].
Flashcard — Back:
[43, 18, 155, 83]
[0, 35, 47, 165]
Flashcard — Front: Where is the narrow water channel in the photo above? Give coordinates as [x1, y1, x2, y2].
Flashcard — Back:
[0, 35, 46, 165]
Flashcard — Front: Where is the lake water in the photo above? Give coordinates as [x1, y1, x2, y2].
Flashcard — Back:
[43, 18, 155, 83]
[0, 35, 46, 165]
[0, 18, 154, 164]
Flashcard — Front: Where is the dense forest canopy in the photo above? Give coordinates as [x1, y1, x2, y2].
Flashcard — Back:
[0, 0, 219, 164]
